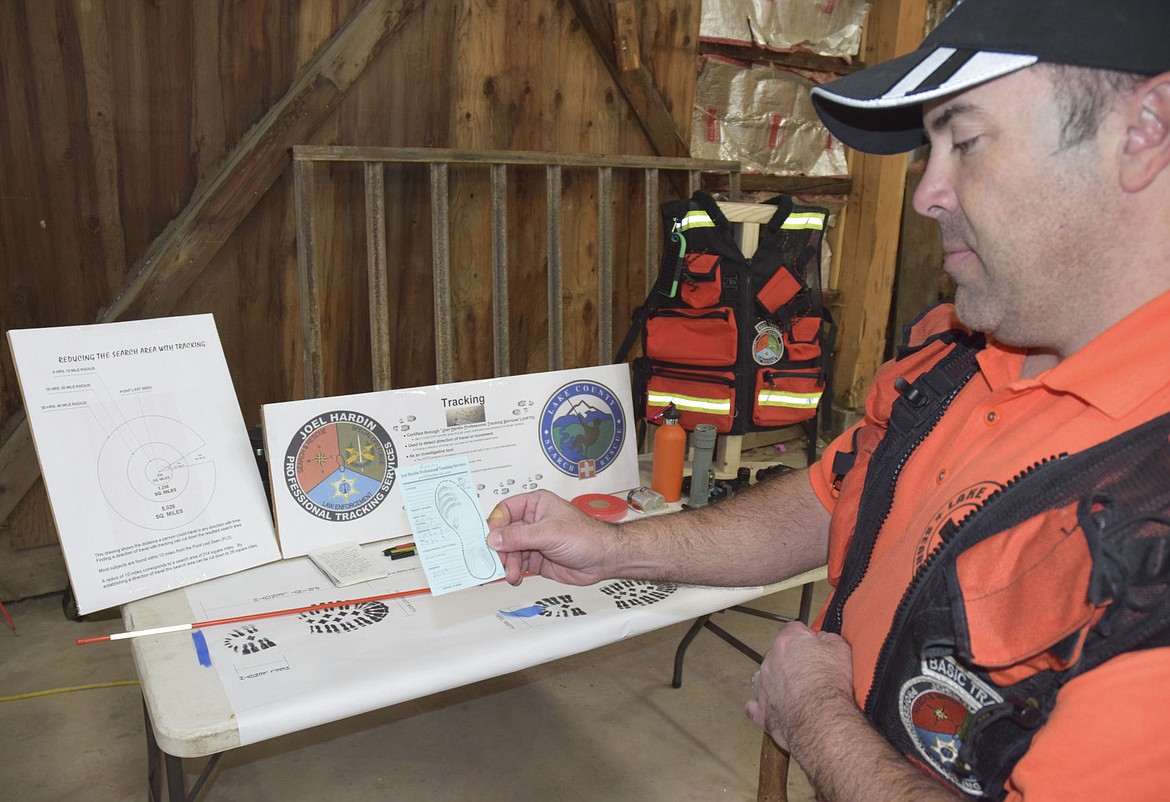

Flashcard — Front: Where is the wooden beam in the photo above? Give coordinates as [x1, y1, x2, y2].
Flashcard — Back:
[832, 0, 928, 412]
[0, 417, 37, 530]
[893, 160, 949, 339]
[699, 41, 862, 76]
[0, 0, 425, 527]
[100, 0, 424, 323]
[569, 0, 690, 158]
[702, 173, 853, 197]
[613, 1, 641, 72]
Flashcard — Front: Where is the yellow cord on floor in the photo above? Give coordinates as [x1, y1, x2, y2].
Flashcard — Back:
[0, 680, 139, 702]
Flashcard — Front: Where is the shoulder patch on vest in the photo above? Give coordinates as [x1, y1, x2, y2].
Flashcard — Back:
[899, 656, 1003, 797]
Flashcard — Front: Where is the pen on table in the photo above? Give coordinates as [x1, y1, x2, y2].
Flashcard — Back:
[383, 542, 416, 560]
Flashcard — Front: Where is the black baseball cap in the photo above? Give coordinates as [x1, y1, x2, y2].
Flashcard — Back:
[811, 0, 1170, 155]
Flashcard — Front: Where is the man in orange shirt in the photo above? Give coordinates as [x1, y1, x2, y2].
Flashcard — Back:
[487, 1, 1170, 799]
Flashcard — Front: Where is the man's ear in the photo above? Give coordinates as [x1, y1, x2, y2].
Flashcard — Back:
[1121, 74, 1170, 192]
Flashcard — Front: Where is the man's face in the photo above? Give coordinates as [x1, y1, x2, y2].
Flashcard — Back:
[913, 67, 1115, 353]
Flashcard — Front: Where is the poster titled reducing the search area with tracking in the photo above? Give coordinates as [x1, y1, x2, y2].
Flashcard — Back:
[7, 314, 281, 614]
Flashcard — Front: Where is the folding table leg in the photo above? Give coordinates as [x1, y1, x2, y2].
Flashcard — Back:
[671, 614, 713, 688]
[797, 582, 815, 625]
[671, 584, 817, 689]
[142, 695, 221, 801]
[165, 754, 187, 802]
[144, 698, 162, 801]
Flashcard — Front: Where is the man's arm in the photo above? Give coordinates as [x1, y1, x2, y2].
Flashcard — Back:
[487, 466, 830, 588]
[1003, 648, 1170, 801]
[747, 622, 960, 801]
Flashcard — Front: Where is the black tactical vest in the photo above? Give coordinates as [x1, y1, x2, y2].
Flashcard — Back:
[823, 338, 1170, 799]
[617, 190, 833, 436]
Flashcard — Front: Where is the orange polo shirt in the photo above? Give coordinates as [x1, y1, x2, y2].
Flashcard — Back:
[809, 290, 1170, 800]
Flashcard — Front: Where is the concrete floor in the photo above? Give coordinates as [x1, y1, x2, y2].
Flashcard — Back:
[0, 580, 826, 802]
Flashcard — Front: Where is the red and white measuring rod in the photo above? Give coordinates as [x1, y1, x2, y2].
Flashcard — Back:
[75, 585, 433, 646]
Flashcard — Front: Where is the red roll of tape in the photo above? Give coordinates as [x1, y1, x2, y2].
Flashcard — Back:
[572, 493, 628, 523]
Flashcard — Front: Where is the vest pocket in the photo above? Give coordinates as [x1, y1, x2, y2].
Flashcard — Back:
[680, 253, 723, 308]
[752, 367, 823, 427]
[646, 367, 736, 432]
[756, 265, 802, 314]
[645, 307, 737, 366]
[784, 316, 823, 361]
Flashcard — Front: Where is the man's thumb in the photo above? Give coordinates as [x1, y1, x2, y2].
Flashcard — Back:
[487, 504, 510, 529]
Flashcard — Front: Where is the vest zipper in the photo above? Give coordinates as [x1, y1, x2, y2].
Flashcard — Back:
[824, 373, 970, 633]
[649, 365, 736, 385]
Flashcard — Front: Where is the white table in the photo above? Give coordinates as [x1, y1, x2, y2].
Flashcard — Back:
[123, 544, 825, 801]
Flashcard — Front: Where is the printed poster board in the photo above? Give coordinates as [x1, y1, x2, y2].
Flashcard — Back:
[7, 315, 281, 614]
[262, 364, 640, 558]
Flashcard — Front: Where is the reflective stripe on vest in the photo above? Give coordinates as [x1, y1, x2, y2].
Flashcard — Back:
[780, 212, 826, 231]
[647, 389, 731, 416]
[679, 210, 716, 232]
[757, 389, 822, 409]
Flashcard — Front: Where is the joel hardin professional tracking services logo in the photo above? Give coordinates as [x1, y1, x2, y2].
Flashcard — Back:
[539, 381, 626, 478]
[284, 411, 398, 522]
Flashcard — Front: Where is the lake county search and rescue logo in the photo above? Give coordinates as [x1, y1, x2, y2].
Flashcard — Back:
[283, 411, 397, 522]
[899, 656, 1003, 796]
[914, 481, 1003, 570]
[539, 380, 626, 478]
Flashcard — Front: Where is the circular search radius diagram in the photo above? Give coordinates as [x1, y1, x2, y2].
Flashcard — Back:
[97, 415, 215, 530]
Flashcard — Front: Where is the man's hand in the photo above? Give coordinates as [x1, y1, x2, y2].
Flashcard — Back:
[486, 490, 615, 586]
[746, 622, 960, 800]
[746, 621, 855, 752]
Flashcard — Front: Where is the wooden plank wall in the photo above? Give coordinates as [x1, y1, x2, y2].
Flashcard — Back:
[831, 0, 929, 414]
[0, 1, 702, 573]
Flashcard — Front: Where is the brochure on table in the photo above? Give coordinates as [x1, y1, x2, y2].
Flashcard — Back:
[263, 363, 639, 558]
[6, 315, 280, 614]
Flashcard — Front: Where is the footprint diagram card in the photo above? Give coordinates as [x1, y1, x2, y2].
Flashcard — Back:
[397, 456, 505, 595]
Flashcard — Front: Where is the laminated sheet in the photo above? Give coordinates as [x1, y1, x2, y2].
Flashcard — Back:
[700, 0, 871, 59]
[691, 56, 848, 177]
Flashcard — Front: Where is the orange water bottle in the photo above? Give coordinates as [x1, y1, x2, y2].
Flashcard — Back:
[650, 403, 686, 502]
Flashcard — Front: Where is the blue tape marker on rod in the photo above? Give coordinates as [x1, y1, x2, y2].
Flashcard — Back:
[192, 630, 212, 667]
